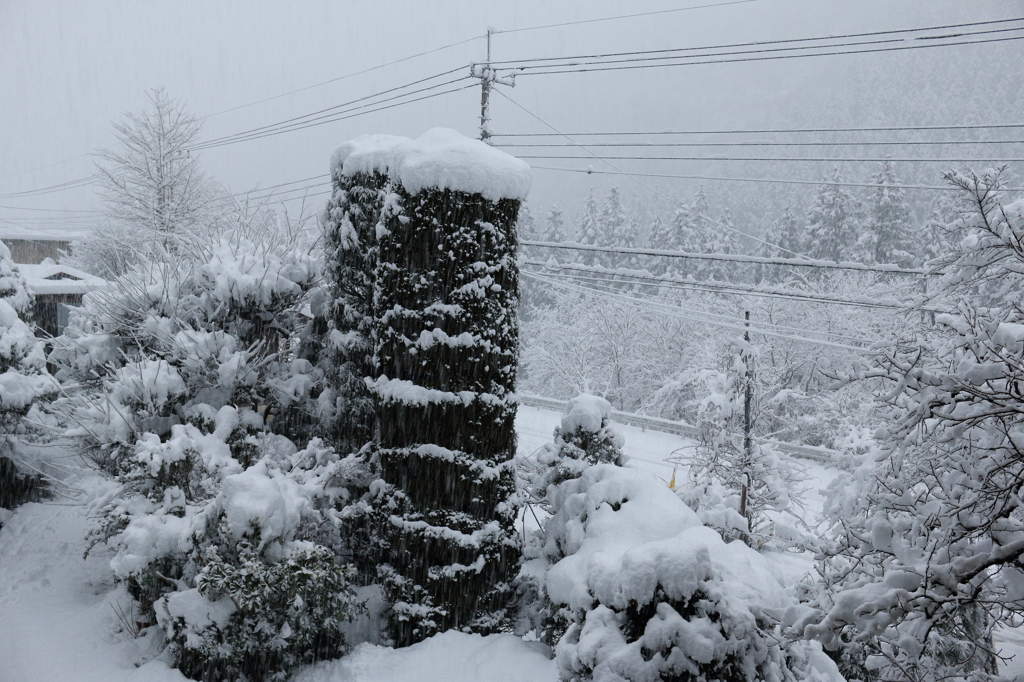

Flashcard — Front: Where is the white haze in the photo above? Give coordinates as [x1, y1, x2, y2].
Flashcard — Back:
[1, 0, 1021, 240]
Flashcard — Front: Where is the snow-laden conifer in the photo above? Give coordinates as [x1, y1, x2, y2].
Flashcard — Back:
[864, 158, 914, 266]
[805, 167, 862, 263]
[364, 128, 529, 646]
[319, 135, 409, 454]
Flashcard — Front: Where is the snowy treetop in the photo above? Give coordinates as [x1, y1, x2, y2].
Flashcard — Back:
[560, 393, 613, 434]
[332, 128, 532, 201]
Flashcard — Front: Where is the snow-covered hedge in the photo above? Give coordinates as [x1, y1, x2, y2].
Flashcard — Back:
[536, 464, 842, 682]
[48, 231, 375, 680]
[51, 231, 319, 470]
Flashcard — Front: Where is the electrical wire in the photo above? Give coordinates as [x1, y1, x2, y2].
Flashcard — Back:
[203, 36, 485, 119]
[519, 258, 919, 310]
[0, 177, 95, 199]
[493, 88, 812, 260]
[192, 68, 469, 150]
[529, 165, 1024, 192]
[189, 81, 475, 150]
[521, 240, 931, 275]
[498, 33, 1024, 77]
[516, 154, 1024, 163]
[523, 270, 877, 352]
[490, 16, 1024, 64]
[492, 0, 758, 35]
[526, 268, 882, 343]
[496, 139, 1024, 148]
[492, 124, 1024, 137]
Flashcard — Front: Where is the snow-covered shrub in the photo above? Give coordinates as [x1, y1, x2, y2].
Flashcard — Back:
[353, 129, 529, 645]
[51, 231, 319, 470]
[97, 433, 366, 680]
[529, 394, 625, 498]
[162, 544, 361, 682]
[536, 464, 838, 682]
[795, 170, 1024, 681]
[0, 242, 57, 509]
[51, 231, 373, 679]
[518, 394, 626, 645]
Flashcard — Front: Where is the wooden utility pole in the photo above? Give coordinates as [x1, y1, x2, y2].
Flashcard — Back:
[470, 29, 515, 144]
[739, 309, 753, 538]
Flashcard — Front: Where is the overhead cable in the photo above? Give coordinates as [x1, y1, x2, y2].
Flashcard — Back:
[529, 165, 1024, 192]
[491, 89, 811, 259]
[490, 16, 1024, 65]
[521, 240, 931, 275]
[492, 0, 758, 34]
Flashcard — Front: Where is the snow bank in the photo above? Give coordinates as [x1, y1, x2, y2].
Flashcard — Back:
[292, 631, 556, 682]
[332, 128, 531, 202]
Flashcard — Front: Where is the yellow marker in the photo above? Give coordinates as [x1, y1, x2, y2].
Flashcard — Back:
[668, 467, 676, 491]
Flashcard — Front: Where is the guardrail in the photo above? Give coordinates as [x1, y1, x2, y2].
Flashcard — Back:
[517, 393, 835, 464]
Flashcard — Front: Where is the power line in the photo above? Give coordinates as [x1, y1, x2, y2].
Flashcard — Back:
[192, 73, 473, 151]
[493, 88, 810, 260]
[491, 123, 1024, 137]
[0, 177, 95, 199]
[496, 139, 1024, 148]
[517, 154, 1024, 163]
[521, 240, 931, 275]
[0, 154, 91, 181]
[192, 82, 477, 151]
[523, 270, 876, 352]
[491, 18, 1024, 67]
[529, 165, 1024, 192]
[492, 0, 758, 35]
[0, 204, 103, 214]
[519, 259, 921, 310]
[501, 34, 1024, 77]
[528, 268, 883, 343]
[491, 15, 1019, 64]
[203, 36, 485, 119]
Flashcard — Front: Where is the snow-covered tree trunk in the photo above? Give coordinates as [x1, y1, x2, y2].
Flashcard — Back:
[366, 129, 530, 646]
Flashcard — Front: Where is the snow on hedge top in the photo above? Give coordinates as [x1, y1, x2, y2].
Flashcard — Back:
[332, 128, 532, 201]
[560, 393, 613, 434]
[330, 134, 411, 178]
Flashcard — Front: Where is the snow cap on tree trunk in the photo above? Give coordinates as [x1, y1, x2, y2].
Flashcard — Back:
[332, 128, 532, 202]
[330, 134, 411, 178]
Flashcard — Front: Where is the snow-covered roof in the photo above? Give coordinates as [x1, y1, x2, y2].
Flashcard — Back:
[15, 262, 107, 296]
[0, 226, 91, 241]
[331, 128, 532, 202]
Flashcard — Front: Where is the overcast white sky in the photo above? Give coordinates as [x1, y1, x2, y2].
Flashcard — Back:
[2, 0, 1021, 238]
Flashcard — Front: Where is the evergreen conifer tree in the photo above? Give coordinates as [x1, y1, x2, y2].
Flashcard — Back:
[544, 205, 565, 242]
[806, 167, 862, 263]
[320, 157, 393, 454]
[865, 158, 914, 266]
[577, 188, 601, 265]
[369, 131, 525, 646]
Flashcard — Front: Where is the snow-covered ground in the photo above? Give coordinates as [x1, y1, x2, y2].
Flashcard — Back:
[1, 407, 1021, 681]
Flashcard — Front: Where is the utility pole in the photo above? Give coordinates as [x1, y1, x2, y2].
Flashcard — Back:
[470, 29, 515, 144]
[739, 309, 753, 543]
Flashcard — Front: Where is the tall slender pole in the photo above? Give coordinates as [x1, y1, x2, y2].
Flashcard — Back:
[740, 309, 752, 541]
[479, 29, 493, 143]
